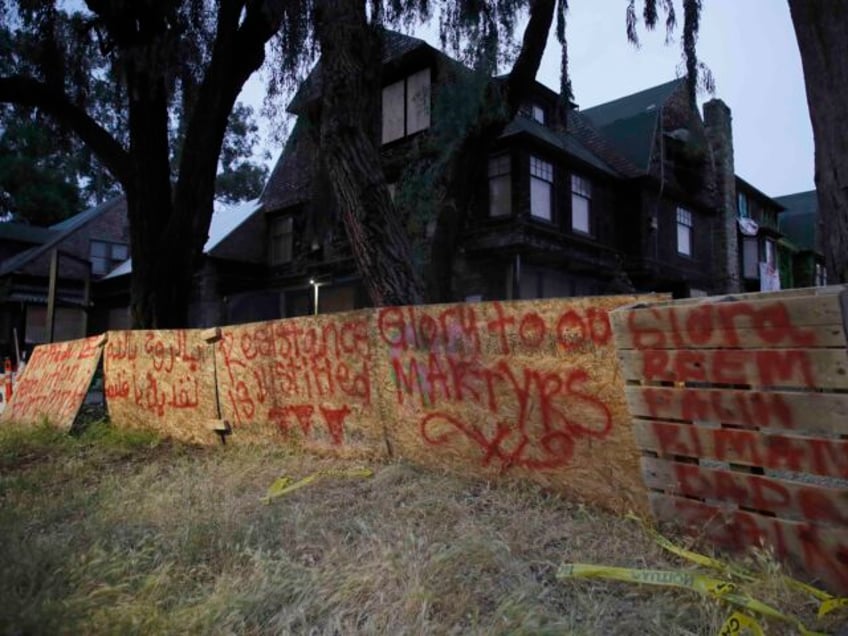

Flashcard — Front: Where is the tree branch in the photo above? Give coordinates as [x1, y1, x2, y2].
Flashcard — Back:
[0, 75, 131, 186]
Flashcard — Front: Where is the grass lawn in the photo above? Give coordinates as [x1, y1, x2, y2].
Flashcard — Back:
[0, 421, 840, 635]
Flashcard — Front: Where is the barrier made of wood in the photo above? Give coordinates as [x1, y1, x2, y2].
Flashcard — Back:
[610, 285, 848, 595]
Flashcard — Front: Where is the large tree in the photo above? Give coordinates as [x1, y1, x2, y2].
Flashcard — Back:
[0, 0, 309, 326]
[787, 0, 848, 284]
[311, 0, 564, 305]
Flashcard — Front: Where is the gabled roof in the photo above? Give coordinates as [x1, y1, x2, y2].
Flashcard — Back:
[582, 79, 682, 127]
[775, 190, 817, 216]
[103, 198, 264, 279]
[500, 118, 617, 176]
[260, 119, 317, 212]
[0, 222, 57, 245]
[0, 196, 126, 277]
[581, 79, 684, 172]
[775, 190, 819, 252]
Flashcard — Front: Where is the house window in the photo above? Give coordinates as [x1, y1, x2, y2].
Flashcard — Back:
[488, 155, 511, 217]
[530, 156, 553, 221]
[742, 237, 759, 278]
[763, 238, 776, 266]
[571, 174, 592, 234]
[382, 68, 431, 144]
[532, 104, 545, 125]
[90, 240, 129, 275]
[737, 192, 749, 218]
[269, 216, 293, 265]
[676, 207, 693, 256]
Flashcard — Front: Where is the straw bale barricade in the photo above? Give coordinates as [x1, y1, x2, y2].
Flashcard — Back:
[610, 286, 848, 595]
[5, 287, 847, 593]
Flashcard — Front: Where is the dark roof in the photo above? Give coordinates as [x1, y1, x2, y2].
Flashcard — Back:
[0, 196, 126, 276]
[582, 79, 682, 127]
[566, 109, 643, 178]
[260, 118, 319, 211]
[775, 190, 818, 251]
[775, 189, 817, 216]
[0, 222, 57, 245]
[581, 79, 683, 172]
[289, 30, 432, 113]
[500, 117, 618, 176]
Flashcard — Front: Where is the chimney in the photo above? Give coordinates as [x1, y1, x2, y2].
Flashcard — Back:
[703, 99, 741, 293]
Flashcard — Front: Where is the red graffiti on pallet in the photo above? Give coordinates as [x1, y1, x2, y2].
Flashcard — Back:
[215, 313, 373, 448]
[378, 301, 619, 471]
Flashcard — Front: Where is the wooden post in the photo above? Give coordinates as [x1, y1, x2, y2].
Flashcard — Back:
[45, 249, 59, 343]
[81, 261, 91, 336]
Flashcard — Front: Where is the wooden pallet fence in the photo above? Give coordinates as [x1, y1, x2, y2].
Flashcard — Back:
[375, 295, 659, 514]
[610, 285, 848, 595]
[0, 335, 105, 430]
[212, 309, 388, 458]
[104, 329, 219, 445]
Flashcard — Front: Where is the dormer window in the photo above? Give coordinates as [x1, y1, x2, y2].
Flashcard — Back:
[382, 68, 431, 144]
[532, 104, 545, 125]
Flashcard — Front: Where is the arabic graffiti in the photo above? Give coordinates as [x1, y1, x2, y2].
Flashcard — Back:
[103, 330, 214, 433]
[1, 337, 103, 429]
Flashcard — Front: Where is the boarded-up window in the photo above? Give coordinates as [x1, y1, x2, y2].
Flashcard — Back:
[90, 240, 129, 275]
[743, 236, 759, 278]
[382, 79, 406, 143]
[25, 306, 85, 344]
[571, 174, 591, 234]
[530, 156, 553, 221]
[406, 68, 431, 134]
[382, 68, 431, 144]
[488, 155, 511, 217]
[269, 216, 293, 265]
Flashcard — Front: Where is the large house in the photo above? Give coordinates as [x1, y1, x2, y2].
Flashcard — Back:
[0, 30, 820, 346]
[259, 31, 739, 316]
[0, 196, 129, 359]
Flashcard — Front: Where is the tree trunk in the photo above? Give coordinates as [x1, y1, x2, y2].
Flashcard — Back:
[314, 0, 425, 307]
[788, 0, 848, 284]
[426, 0, 556, 302]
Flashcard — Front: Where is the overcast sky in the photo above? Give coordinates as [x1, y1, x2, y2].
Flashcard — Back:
[244, 0, 814, 198]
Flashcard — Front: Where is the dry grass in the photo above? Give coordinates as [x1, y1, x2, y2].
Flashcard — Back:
[0, 421, 843, 635]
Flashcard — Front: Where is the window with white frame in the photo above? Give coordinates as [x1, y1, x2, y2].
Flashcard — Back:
[530, 156, 553, 221]
[90, 240, 129, 275]
[488, 155, 512, 217]
[381, 68, 431, 144]
[571, 174, 592, 234]
[676, 207, 693, 256]
[269, 216, 293, 265]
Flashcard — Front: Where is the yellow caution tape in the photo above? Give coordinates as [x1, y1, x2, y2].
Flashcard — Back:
[819, 597, 848, 619]
[262, 468, 373, 504]
[556, 564, 828, 636]
[718, 611, 764, 636]
[626, 512, 848, 619]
